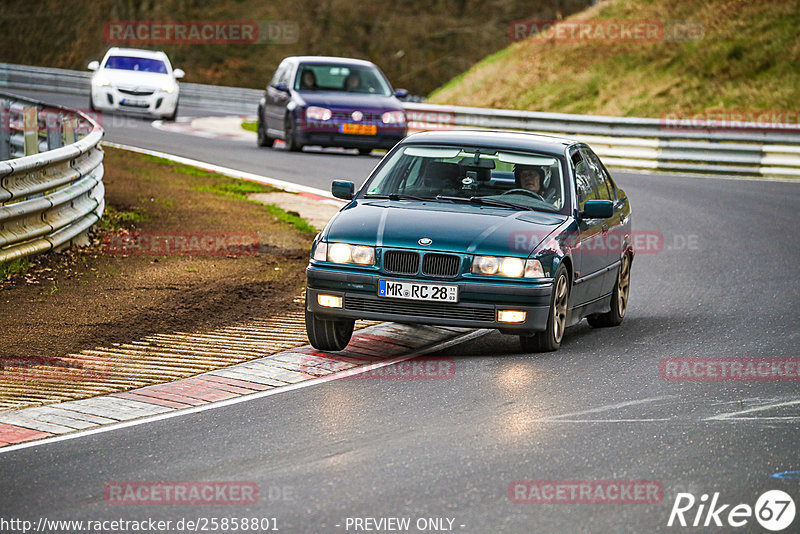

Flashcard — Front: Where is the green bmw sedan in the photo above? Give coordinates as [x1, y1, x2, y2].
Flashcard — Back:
[305, 130, 634, 352]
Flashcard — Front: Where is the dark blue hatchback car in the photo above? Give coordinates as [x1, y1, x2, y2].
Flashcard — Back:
[305, 130, 634, 353]
[257, 56, 408, 154]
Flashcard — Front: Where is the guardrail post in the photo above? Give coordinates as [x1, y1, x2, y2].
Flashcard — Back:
[46, 111, 62, 150]
[0, 99, 9, 161]
[62, 117, 76, 145]
[22, 105, 38, 156]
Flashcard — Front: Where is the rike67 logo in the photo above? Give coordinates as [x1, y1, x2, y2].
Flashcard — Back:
[668, 490, 795, 531]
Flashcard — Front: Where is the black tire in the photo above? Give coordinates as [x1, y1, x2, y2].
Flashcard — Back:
[520, 264, 570, 352]
[357, 148, 372, 156]
[305, 307, 354, 351]
[165, 103, 178, 121]
[284, 116, 302, 152]
[587, 253, 631, 328]
[256, 113, 274, 147]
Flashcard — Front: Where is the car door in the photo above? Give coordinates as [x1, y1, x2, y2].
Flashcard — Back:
[265, 61, 293, 136]
[569, 147, 608, 306]
[582, 147, 625, 295]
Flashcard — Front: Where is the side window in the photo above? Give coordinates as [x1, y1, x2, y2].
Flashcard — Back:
[582, 149, 613, 201]
[571, 150, 594, 209]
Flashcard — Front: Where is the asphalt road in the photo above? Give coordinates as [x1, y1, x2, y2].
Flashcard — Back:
[1, 90, 799, 533]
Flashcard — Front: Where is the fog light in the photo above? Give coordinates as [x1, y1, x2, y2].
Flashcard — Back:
[318, 294, 343, 308]
[497, 310, 526, 323]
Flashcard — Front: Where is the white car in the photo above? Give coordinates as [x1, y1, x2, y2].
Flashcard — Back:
[88, 48, 184, 120]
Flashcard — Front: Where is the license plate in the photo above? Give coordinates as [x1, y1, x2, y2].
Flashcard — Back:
[378, 280, 458, 302]
[121, 98, 149, 108]
[341, 123, 377, 135]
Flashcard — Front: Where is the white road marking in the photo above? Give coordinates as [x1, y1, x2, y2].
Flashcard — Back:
[525, 396, 674, 423]
[704, 398, 800, 421]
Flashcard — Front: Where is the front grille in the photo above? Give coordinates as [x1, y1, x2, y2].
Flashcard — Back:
[346, 296, 495, 322]
[422, 253, 461, 277]
[118, 88, 155, 96]
[384, 250, 419, 275]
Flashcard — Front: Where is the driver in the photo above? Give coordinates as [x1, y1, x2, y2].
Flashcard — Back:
[514, 164, 547, 196]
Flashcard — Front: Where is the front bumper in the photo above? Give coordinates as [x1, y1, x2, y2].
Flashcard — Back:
[91, 86, 178, 118]
[306, 265, 553, 334]
[296, 122, 406, 149]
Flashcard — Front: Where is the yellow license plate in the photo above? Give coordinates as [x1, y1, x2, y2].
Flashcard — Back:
[341, 123, 377, 135]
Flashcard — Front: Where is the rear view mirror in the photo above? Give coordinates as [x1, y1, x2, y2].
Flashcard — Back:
[331, 180, 355, 200]
[582, 200, 613, 219]
[173, 68, 185, 79]
[275, 82, 289, 92]
[88, 61, 99, 71]
[394, 88, 409, 99]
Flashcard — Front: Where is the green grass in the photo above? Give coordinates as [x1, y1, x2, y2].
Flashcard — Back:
[428, 0, 800, 117]
[143, 151, 316, 235]
[241, 120, 257, 133]
[0, 258, 31, 280]
[97, 205, 148, 232]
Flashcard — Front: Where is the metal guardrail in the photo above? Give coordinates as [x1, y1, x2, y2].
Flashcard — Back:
[0, 91, 105, 264]
[3, 62, 799, 178]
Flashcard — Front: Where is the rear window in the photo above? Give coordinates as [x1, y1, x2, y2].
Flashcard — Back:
[104, 56, 168, 74]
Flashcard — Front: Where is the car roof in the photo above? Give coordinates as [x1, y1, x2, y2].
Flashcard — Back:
[401, 130, 576, 156]
[104, 47, 169, 60]
[286, 56, 377, 68]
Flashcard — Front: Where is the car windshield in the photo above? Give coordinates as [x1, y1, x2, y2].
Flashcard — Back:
[294, 63, 392, 96]
[363, 145, 566, 212]
[104, 56, 168, 74]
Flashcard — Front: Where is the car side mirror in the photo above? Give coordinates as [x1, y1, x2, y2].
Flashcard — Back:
[581, 200, 613, 219]
[394, 88, 409, 99]
[173, 68, 185, 79]
[331, 180, 355, 200]
[275, 82, 289, 92]
[88, 61, 100, 71]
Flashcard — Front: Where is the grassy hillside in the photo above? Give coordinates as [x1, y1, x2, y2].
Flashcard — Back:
[428, 0, 800, 117]
[0, 0, 592, 96]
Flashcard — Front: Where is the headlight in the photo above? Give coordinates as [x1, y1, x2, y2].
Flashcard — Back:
[92, 76, 111, 87]
[306, 106, 332, 121]
[161, 82, 175, 93]
[471, 256, 545, 278]
[325, 243, 375, 265]
[381, 111, 406, 124]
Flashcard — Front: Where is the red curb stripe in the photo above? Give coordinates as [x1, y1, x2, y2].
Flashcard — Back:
[189, 377, 258, 395]
[201, 374, 272, 391]
[297, 192, 332, 202]
[149, 379, 239, 402]
[112, 392, 191, 410]
[0, 423, 52, 445]
[131, 387, 208, 406]
[358, 334, 417, 349]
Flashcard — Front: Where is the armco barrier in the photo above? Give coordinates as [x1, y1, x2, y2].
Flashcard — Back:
[0, 91, 105, 264]
[3, 62, 799, 178]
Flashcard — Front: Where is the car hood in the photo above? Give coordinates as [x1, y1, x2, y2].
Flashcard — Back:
[296, 91, 402, 111]
[325, 201, 567, 257]
[99, 69, 173, 89]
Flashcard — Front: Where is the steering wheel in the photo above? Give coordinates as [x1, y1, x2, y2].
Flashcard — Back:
[502, 188, 544, 201]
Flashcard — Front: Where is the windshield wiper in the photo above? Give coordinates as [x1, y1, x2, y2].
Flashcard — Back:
[435, 195, 534, 210]
[364, 194, 431, 201]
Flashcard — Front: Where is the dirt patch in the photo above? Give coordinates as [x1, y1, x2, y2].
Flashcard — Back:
[0, 147, 315, 359]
